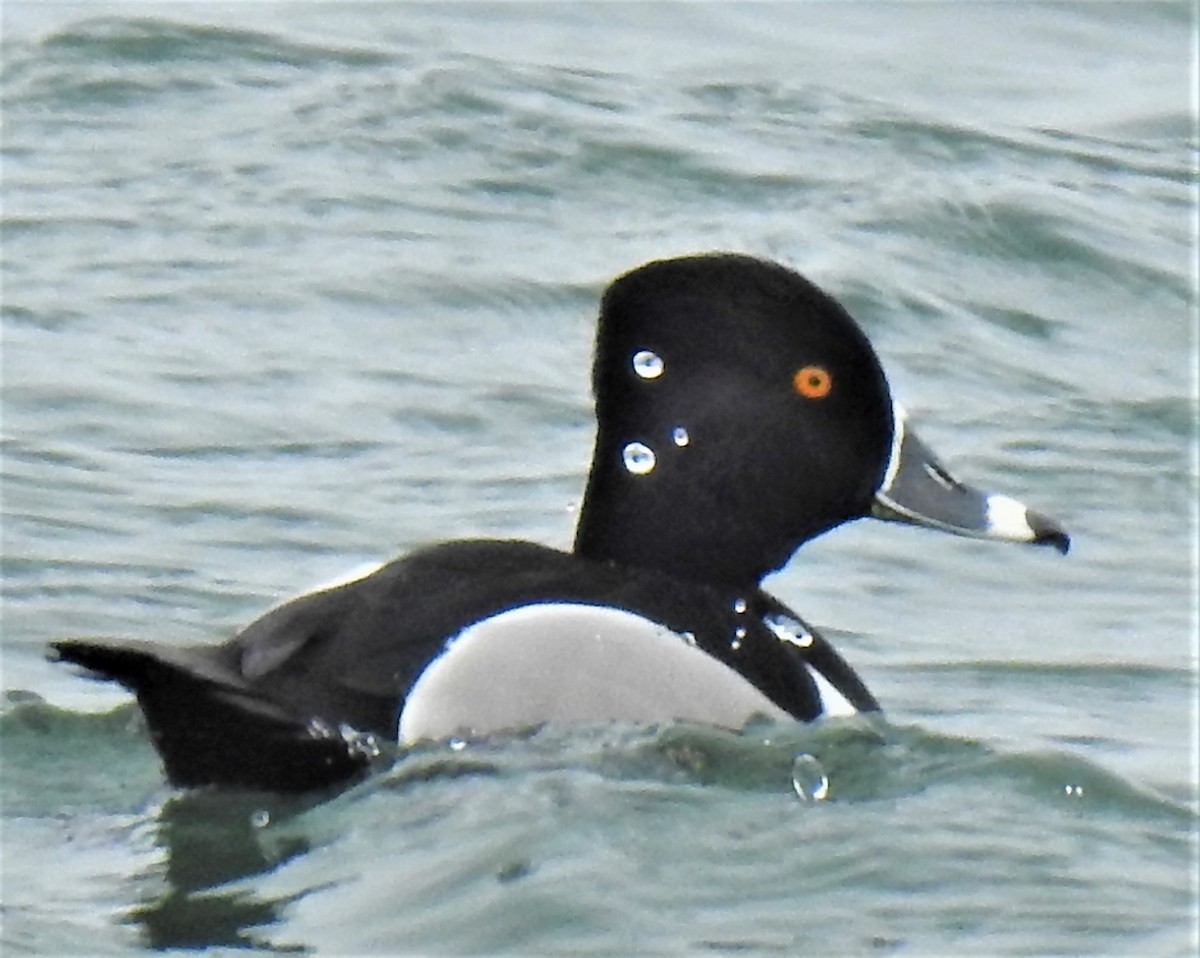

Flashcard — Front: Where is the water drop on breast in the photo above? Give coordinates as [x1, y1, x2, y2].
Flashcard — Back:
[622, 441, 656, 475]
[632, 350, 664, 379]
[763, 611, 814, 648]
[792, 753, 829, 802]
[672, 426, 690, 447]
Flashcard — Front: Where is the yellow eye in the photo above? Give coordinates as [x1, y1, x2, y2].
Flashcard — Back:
[793, 365, 832, 399]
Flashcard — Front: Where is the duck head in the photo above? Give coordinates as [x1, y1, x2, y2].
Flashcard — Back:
[573, 253, 1069, 588]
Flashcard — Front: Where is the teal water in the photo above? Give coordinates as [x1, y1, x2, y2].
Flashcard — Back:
[2, 3, 1197, 955]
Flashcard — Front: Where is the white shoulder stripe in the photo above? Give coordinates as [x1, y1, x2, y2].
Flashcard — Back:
[805, 664, 859, 718]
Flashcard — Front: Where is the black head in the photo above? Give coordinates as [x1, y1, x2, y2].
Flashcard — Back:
[573, 253, 894, 587]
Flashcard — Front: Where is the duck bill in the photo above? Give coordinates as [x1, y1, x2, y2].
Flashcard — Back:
[870, 406, 1070, 554]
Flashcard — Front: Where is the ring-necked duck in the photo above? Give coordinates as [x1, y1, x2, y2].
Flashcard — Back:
[52, 253, 1069, 792]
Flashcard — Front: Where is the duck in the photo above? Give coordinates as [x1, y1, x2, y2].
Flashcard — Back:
[51, 253, 1070, 793]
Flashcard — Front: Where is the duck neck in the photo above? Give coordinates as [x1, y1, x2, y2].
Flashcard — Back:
[571, 440, 794, 590]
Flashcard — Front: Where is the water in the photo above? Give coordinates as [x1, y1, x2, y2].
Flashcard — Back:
[2, 2, 1197, 954]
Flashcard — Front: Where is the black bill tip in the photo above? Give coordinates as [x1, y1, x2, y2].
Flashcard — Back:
[1027, 509, 1071, 555]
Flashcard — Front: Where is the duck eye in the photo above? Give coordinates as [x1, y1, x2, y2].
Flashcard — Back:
[793, 365, 832, 399]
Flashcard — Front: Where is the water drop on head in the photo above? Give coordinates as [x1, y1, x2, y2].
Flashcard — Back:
[622, 441, 656, 475]
[672, 426, 690, 447]
[632, 350, 664, 379]
[792, 753, 829, 802]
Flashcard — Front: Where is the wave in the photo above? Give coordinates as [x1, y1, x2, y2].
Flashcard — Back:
[4, 695, 1194, 952]
[36, 16, 394, 69]
[4, 694, 1192, 821]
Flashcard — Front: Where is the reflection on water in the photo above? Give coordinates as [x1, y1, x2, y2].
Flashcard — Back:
[130, 791, 322, 952]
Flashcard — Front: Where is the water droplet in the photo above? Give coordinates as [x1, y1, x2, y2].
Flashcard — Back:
[622, 441, 656, 475]
[1064, 784, 1084, 798]
[356, 732, 383, 758]
[680, 631, 698, 648]
[763, 611, 814, 648]
[449, 738, 467, 752]
[792, 753, 829, 802]
[632, 350, 664, 379]
[733, 598, 747, 615]
[672, 426, 690, 447]
[306, 717, 334, 739]
[730, 626, 747, 650]
[252, 810, 271, 829]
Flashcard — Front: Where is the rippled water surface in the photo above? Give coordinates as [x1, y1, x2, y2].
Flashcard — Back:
[2, 3, 1197, 955]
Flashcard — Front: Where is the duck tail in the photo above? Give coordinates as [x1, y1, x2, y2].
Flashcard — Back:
[49, 639, 376, 792]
